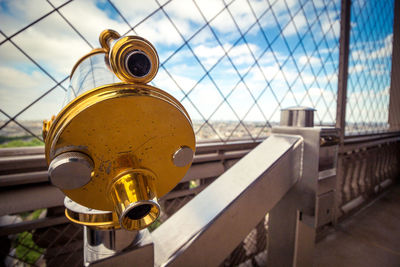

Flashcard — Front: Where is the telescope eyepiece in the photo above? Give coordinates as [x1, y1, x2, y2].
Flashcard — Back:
[125, 204, 152, 220]
[126, 51, 151, 78]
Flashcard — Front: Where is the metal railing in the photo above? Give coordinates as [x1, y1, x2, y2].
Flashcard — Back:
[1, 132, 400, 266]
[0, 140, 262, 266]
[150, 134, 304, 267]
[336, 133, 400, 218]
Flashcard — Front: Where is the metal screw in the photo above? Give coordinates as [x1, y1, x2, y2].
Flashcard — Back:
[172, 146, 194, 167]
[49, 152, 93, 190]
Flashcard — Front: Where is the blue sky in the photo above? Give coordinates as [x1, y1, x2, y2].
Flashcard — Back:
[0, 0, 394, 134]
[346, 0, 393, 127]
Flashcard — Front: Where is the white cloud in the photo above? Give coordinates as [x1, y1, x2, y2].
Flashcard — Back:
[229, 43, 259, 64]
[346, 87, 389, 124]
[192, 42, 260, 69]
[250, 64, 317, 87]
[182, 0, 225, 24]
[0, 0, 132, 80]
[299, 55, 321, 66]
[348, 64, 366, 74]
[322, 19, 340, 40]
[282, 12, 307, 37]
[369, 64, 388, 76]
[0, 0, 53, 35]
[258, 51, 286, 65]
[57, 1, 130, 45]
[351, 34, 393, 61]
[192, 44, 225, 68]
[152, 67, 197, 99]
[0, 65, 58, 118]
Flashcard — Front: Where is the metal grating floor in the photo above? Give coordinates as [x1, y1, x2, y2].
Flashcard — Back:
[315, 184, 400, 267]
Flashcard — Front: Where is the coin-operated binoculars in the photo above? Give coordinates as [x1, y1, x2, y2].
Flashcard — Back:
[42, 29, 195, 262]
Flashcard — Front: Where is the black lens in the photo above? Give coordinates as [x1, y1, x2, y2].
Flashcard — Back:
[126, 204, 152, 220]
[126, 51, 151, 78]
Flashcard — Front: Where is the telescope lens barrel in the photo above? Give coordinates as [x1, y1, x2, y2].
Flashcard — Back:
[126, 51, 152, 78]
[109, 169, 160, 231]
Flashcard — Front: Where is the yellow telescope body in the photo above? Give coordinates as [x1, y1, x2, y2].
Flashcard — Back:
[43, 30, 195, 231]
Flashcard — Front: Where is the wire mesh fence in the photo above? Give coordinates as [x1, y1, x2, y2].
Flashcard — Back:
[0, 0, 345, 146]
[0, 208, 83, 267]
[0, 183, 266, 267]
[345, 0, 394, 135]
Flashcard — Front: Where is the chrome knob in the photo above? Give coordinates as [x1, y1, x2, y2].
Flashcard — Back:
[49, 152, 93, 190]
[173, 146, 194, 167]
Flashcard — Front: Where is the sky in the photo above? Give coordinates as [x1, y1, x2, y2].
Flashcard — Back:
[0, 0, 394, 136]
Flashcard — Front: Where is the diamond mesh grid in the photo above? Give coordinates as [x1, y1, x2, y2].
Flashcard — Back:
[345, 0, 394, 135]
[0, 209, 83, 267]
[0, 0, 342, 145]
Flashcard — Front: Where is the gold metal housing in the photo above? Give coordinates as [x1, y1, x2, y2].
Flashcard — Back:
[108, 35, 159, 83]
[109, 169, 160, 230]
[45, 83, 195, 230]
[45, 29, 194, 231]
[64, 197, 120, 230]
[99, 29, 120, 51]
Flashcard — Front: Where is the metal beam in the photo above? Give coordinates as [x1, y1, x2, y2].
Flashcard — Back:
[336, 0, 352, 143]
[389, 0, 400, 130]
[0, 216, 68, 236]
[0, 184, 64, 216]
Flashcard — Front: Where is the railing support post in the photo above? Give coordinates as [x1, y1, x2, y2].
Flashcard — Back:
[268, 107, 325, 266]
[334, 0, 352, 228]
[389, 0, 400, 130]
[336, 0, 352, 144]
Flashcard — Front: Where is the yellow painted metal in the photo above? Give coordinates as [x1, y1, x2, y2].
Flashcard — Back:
[70, 29, 158, 84]
[44, 83, 195, 211]
[99, 29, 120, 51]
[42, 115, 55, 140]
[108, 35, 159, 83]
[65, 209, 120, 230]
[110, 169, 160, 230]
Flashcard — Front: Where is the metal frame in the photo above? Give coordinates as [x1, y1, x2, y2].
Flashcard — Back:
[0, 139, 262, 216]
[336, 0, 351, 143]
[389, 0, 400, 130]
[268, 126, 322, 267]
